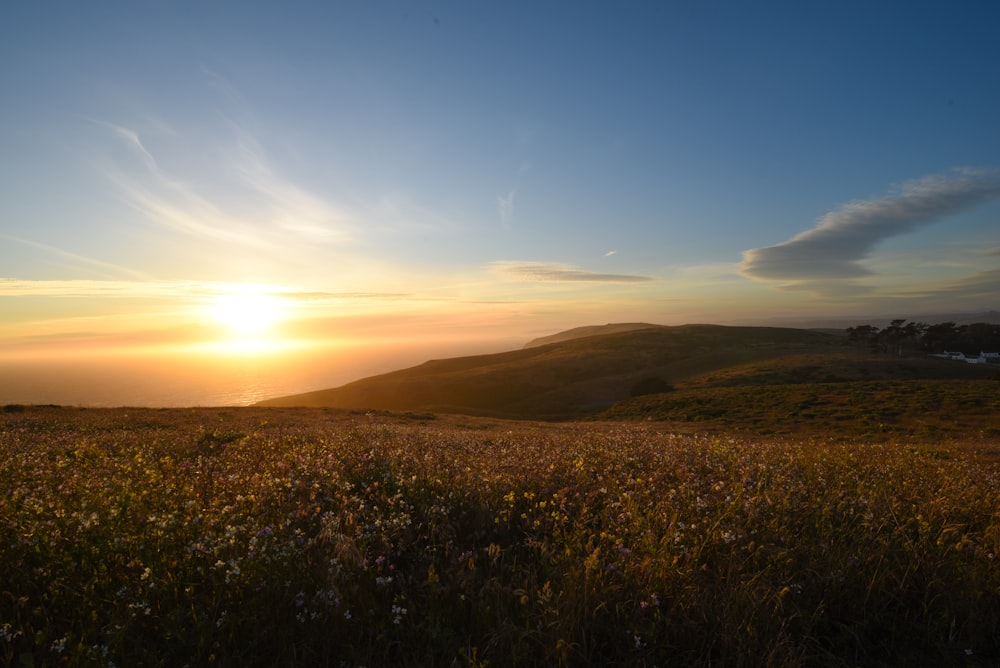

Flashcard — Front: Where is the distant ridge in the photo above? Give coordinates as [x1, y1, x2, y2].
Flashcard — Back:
[257, 324, 849, 419]
[523, 322, 660, 348]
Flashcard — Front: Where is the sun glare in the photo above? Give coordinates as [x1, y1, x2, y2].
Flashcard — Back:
[205, 289, 287, 339]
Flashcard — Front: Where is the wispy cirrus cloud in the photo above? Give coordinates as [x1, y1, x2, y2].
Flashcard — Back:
[491, 261, 652, 283]
[0, 279, 409, 302]
[0, 279, 289, 301]
[740, 169, 1000, 286]
[273, 290, 413, 302]
[0, 234, 149, 280]
[903, 267, 1000, 301]
[228, 125, 353, 243]
[97, 115, 353, 250]
[99, 120, 268, 247]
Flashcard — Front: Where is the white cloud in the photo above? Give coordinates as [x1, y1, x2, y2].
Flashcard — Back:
[740, 169, 1000, 284]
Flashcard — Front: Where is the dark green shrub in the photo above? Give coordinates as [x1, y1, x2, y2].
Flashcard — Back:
[630, 376, 673, 397]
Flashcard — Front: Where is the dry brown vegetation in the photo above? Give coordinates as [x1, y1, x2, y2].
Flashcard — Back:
[2, 406, 999, 666]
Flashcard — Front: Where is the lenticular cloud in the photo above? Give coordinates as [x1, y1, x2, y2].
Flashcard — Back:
[740, 169, 1000, 282]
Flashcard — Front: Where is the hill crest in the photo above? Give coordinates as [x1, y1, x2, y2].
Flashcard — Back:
[523, 322, 660, 348]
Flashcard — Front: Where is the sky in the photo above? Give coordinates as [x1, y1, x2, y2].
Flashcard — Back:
[2, 1, 1000, 404]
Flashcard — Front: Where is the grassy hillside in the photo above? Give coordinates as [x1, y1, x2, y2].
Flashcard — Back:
[599, 348, 1000, 439]
[601, 378, 1000, 441]
[258, 324, 846, 419]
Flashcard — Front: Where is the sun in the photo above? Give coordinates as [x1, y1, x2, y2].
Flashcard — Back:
[206, 289, 286, 338]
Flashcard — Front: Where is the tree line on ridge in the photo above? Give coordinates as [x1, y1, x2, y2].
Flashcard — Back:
[845, 320, 1000, 356]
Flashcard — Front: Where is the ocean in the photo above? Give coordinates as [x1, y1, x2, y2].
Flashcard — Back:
[0, 339, 515, 408]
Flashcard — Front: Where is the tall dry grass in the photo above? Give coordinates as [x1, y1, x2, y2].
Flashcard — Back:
[1, 407, 997, 666]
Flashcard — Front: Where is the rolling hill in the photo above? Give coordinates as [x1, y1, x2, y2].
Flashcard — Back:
[258, 324, 857, 419]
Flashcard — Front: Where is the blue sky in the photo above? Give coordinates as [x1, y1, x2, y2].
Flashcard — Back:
[2, 1, 1000, 368]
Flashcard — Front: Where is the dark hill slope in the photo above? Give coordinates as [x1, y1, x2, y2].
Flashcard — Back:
[257, 325, 844, 419]
[681, 351, 997, 388]
[598, 347, 999, 438]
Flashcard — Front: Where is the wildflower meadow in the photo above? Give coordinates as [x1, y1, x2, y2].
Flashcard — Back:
[2, 406, 998, 666]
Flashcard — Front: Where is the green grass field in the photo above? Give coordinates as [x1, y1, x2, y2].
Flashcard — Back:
[2, 406, 998, 666]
